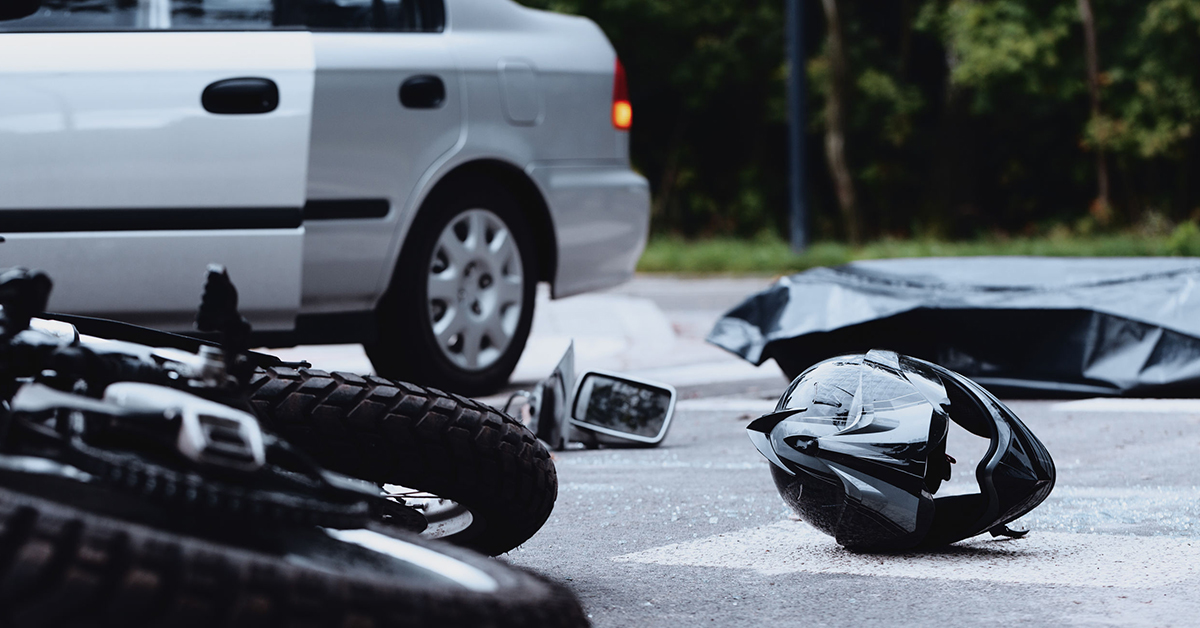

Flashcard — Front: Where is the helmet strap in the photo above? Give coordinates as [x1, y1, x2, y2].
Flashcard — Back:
[988, 524, 1030, 539]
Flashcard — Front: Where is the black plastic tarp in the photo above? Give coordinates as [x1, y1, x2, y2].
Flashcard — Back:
[708, 257, 1200, 397]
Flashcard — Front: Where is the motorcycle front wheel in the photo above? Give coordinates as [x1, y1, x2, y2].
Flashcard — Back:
[249, 366, 556, 556]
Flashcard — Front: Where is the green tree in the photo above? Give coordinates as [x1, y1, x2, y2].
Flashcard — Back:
[1090, 0, 1200, 217]
[522, 0, 791, 237]
[523, 0, 1200, 240]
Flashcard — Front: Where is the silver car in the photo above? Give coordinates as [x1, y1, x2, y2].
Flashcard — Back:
[0, 0, 649, 394]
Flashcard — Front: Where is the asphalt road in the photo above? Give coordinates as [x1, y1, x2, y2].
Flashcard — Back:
[504, 395, 1200, 628]
[286, 275, 1200, 628]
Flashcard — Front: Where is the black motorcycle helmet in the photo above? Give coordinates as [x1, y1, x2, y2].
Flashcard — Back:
[747, 350, 1054, 551]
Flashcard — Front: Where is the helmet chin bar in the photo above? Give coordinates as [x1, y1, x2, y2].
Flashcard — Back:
[748, 350, 1055, 551]
[919, 358, 1056, 547]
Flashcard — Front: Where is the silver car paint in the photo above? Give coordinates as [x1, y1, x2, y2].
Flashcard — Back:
[0, 0, 648, 330]
[527, 163, 649, 297]
[4, 230, 303, 330]
[0, 32, 314, 208]
[301, 32, 463, 313]
[0, 32, 312, 329]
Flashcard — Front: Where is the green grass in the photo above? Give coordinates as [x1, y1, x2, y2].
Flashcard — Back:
[637, 224, 1200, 274]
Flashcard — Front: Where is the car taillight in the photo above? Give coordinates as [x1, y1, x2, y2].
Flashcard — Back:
[612, 58, 632, 130]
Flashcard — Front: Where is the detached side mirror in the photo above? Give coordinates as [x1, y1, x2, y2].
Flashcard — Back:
[536, 341, 574, 450]
[569, 371, 676, 448]
[0, 0, 39, 21]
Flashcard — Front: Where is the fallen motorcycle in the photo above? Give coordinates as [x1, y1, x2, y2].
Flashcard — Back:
[0, 267, 585, 626]
[46, 269, 557, 556]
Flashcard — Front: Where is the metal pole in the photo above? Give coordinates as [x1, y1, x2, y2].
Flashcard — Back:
[786, 0, 808, 252]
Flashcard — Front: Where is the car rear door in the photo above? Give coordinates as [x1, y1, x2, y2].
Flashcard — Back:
[301, 0, 462, 313]
[0, 3, 312, 331]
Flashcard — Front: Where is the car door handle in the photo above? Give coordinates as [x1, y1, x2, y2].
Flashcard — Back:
[202, 78, 280, 115]
[400, 75, 445, 109]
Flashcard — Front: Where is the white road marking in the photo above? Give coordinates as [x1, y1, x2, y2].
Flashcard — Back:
[612, 520, 1200, 588]
[1052, 398, 1200, 414]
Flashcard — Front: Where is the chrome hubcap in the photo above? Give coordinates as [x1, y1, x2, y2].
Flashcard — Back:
[427, 209, 523, 371]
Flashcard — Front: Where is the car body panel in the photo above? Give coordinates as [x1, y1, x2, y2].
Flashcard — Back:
[5, 230, 304, 330]
[528, 163, 649, 298]
[445, 0, 620, 162]
[0, 31, 312, 329]
[0, 32, 313, 209]
[301, 32, 463, 313]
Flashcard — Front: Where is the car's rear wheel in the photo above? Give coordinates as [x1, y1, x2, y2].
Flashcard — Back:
[368, 178, 537, 397]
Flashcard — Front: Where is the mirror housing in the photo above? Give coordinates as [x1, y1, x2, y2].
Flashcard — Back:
[569, 370, 676, 447]
[0, 0, 39, 21]
[529, 341, 574, 451]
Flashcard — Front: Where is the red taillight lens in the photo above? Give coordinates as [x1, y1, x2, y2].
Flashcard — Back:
[612, 58, 632, 130]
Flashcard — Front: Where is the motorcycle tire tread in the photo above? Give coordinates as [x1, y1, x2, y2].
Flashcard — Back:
[0, 485, 588, 628]
[248, 366, 556, 556]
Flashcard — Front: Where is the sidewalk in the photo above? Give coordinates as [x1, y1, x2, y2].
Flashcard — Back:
[269, 276, 790, 399]
[509, 280, 787, 394]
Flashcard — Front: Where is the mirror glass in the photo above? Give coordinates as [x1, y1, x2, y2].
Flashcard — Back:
[571, 373, 673, 440]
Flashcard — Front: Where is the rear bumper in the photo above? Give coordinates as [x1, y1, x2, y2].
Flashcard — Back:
[528, 162, 650, 298]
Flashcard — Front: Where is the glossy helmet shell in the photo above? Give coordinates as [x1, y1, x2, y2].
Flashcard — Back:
[747, 350, 1054, 551]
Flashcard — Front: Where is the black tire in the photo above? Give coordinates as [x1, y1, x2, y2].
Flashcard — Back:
[0, 485, 587, 628]
[248, 366, 556, 556]
[367, 177, 538, 397]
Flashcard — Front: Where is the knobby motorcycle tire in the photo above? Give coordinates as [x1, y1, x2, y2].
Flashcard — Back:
[248, 367, 556, 556]
[0, 485, 587, 628]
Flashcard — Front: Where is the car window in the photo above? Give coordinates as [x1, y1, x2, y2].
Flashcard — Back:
[1, 0, 444, 31]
